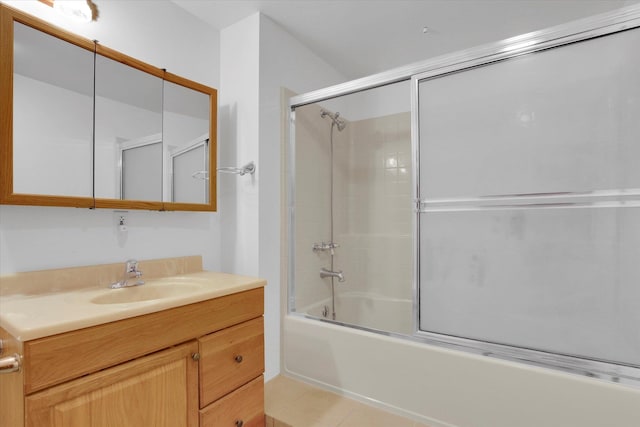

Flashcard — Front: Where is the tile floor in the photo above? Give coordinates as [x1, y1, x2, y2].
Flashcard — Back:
[264, 375, 432, 427]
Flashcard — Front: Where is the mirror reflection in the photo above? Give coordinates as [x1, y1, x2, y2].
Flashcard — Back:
[163, 80, 210, 204]
[120, 136, 163, 201]
[13, 21, 94, 197]
[94, 54, 163, 201]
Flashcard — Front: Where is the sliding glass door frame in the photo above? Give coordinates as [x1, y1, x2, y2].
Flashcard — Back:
[410, 7, 640, 386]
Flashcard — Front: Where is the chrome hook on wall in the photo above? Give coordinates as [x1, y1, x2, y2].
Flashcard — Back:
[217, 161, 256, 176]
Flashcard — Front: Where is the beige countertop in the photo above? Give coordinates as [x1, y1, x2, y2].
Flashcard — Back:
[0, 271, 266, 342]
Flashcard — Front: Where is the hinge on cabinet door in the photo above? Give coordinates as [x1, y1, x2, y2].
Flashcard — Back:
[414, 198, 426, 213]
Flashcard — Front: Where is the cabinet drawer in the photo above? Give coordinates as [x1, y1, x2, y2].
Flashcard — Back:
[199, 317, 264, 407]
[200, 375, 264, 427]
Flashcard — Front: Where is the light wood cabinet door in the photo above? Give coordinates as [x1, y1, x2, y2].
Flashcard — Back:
[25, 342, 199, 427]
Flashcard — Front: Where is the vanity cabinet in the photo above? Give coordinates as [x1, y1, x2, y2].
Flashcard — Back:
[0, 287, 265, 427]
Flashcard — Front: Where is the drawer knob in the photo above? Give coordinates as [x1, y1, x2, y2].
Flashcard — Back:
[234, 355, 243, 363]
[235, 420, 244, 427]
[191, 353, 201, 361]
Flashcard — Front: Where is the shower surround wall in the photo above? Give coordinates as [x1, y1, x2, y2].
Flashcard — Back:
[294, 104, 412, 330]
[293, 102, 341, 311]
[338, 113, 412, 298]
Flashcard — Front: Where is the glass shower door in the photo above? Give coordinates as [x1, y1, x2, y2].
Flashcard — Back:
[290, 82, 413, 334]
[121, 141, 163, 201]
[415, 25, 640, 368]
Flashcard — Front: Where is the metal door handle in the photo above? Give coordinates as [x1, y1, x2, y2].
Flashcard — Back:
[0, 354, 21, 374]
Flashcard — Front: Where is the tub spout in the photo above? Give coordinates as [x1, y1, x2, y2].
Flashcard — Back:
[320, 268, 345, 282]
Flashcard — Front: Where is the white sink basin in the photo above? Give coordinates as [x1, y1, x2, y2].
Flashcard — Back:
[0, 271, 266, 341]
[91, 282, 205, 304]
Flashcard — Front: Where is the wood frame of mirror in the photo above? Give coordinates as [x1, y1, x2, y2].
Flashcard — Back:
[0, 4, 218, 212]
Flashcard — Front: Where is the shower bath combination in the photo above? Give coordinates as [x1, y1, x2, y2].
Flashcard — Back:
[288, 6, 640, 425]
[315, 109, 346, 320]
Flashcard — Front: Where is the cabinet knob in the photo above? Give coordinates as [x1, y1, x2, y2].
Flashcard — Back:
[234, 355, 243, 363]
[191, 353, 201, 361]
[235, 420, 244, 427]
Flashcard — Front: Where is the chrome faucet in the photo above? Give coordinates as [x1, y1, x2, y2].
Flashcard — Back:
[110, 259, 144, 289]
[320, 267, 345, 282]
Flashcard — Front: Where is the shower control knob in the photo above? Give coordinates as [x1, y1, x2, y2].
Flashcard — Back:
[234, 355, 243, 363]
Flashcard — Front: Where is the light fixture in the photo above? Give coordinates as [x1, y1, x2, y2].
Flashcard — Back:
[39, 0, 99, 23]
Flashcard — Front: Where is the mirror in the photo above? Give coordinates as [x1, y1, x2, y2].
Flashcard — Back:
[0, 4, 217, 211]
[94, 52, 164, 204]
[162, 79, 211, 205]
[9, 20, 94, 204]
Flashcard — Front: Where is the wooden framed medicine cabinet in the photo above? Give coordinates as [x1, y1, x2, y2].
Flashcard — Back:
[0, 4, 218, 211]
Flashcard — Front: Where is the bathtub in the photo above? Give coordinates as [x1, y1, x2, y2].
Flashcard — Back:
[302, 292, 413, 336]
[283, 314, 640, 427]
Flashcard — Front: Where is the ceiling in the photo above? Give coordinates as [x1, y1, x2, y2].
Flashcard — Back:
[170, 0, 637, 80]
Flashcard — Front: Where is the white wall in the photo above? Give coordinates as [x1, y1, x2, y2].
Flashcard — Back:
[219, 14, 261, 277]
[0, 0, 221, 274]
[218, 12, 347, 381]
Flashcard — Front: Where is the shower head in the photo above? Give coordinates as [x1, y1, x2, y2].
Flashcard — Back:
[320, 109, 346, 131]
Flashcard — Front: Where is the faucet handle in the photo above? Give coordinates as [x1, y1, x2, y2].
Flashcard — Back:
[125, 259, 139, 272]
